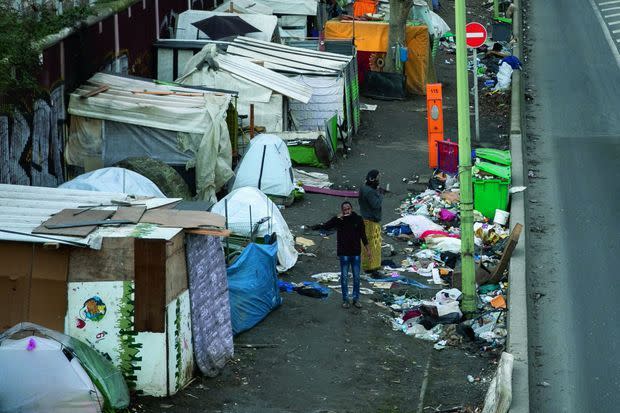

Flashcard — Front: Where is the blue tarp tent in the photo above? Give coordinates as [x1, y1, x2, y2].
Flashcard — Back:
[227, 242, 282, 335]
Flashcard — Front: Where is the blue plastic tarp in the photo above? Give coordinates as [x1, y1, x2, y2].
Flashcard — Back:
[228, 243, 282, 335]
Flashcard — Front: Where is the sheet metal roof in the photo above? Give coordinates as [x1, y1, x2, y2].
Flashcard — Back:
[227, 36, 352, 75]
[0, 184, 178, 248]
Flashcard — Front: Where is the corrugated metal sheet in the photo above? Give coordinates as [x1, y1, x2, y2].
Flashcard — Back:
[217, 54, 313, 103]
[227, 36, 352, 75]
[0, 184, 177, 247]
[284, 39, 320, 51]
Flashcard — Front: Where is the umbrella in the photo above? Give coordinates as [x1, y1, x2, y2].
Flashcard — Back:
[191, 15, 261, 40]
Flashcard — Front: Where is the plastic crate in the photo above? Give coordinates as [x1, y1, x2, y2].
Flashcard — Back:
[437, 140, 459, 175]
[473, 178, 510, 219]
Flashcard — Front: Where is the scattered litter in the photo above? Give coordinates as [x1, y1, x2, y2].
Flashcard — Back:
[433, 340, 447, 351]
[467, 375, 475, 383]
[295, 237, 315, 247]
[537, 381, 550, 387]
[293, 169, 332, 188]
[360, 103, 378, 111]
[509, 186, 527, 194]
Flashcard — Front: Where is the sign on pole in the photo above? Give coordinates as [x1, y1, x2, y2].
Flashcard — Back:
[465, 22, 487, 48]
[465, 22, 487, 141]
[426, 83, 444, 168]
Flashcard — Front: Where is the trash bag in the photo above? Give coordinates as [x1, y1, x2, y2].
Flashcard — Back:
[493, 62, 513, 91]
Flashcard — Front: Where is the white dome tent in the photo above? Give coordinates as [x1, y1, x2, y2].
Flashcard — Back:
[59, 167, 166, 197]
[231, 134, 295, 200]
[212, 187, 298, 271]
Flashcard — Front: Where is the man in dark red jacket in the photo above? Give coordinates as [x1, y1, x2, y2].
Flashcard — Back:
[312, 201, 371, 308]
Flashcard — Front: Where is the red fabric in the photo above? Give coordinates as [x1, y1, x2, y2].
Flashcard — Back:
[419, 230, 461, 240]
[353, 0, 377, 17]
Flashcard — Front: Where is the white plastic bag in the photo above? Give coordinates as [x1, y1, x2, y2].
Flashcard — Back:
[494, 62, 514, 91]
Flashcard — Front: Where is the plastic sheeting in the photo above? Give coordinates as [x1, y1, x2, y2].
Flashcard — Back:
[185, 234, 233, 376]
[232, 134, 295, 197]
[59, 167, 166, 197]
[227, 242, 282, 335]
[0, 322, 129, 410]
[289, 75, 344, 131]
[211, 187, 298, 271]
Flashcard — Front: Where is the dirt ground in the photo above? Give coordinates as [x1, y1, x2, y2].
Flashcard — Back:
[138, 1, 511, 412]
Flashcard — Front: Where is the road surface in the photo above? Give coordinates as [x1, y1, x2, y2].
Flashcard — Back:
[526, 0, 620, 411]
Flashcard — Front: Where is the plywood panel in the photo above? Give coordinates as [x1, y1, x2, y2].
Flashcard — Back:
[68, 237, 135, 281]
[165, 232, 187, 303]
[134, 238, 166, 332]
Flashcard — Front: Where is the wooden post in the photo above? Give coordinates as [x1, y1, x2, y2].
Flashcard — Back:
[249, 104, 255, 139]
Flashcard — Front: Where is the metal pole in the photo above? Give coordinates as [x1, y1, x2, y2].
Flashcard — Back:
[249, 104, 255, 139]
[455, 0, 476, 314]
[493, 0, 499, 20]
[473, 47, 480, 141]
[225, 199, 230, 259]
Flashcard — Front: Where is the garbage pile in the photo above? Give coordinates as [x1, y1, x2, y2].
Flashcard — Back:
[369, 174, 512, 355]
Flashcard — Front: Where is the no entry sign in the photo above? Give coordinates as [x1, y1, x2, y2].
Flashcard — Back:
[465, 22, 487, 48]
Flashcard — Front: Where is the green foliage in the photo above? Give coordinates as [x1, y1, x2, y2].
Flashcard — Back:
[0, 1, 94, 111]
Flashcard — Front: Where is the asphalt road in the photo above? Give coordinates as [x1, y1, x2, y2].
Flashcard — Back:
[526, 0, 620, 411]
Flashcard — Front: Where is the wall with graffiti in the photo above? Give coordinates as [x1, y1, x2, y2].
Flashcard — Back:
[67, 281, 194, 397]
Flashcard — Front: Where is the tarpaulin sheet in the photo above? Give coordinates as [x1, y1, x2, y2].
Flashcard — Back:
[324, 21, 433, 95]
[227, 243, 282, 335]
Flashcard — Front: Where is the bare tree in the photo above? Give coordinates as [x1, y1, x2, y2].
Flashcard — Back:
[384, 0, 413, 73]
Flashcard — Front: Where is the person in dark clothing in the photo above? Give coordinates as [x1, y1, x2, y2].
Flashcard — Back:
[358, 169, 384, 274]
[312, 201, 370, 308]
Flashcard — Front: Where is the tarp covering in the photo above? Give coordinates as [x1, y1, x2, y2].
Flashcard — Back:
[0, 322, 129, 410]
[176, 11, 278, 41]
[232, 134, 295, 198]
[59, 167, 166, 197]
[66, 72, 233, 202]
[289, 75, 345, 131]
[324, 21, 433, 95]
[211, 187, 298, 271]
[227, 242, 282, 335]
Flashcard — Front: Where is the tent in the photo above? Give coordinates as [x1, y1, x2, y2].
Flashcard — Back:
[227, 242, 281, 335]
[211, 187, 298, 271]
[0, 322, 129, 412]
[231, 134, 295, 199]
[65, 72, 234, 203]
[59, 167, 165, 197]
[175, 44, 312, 133]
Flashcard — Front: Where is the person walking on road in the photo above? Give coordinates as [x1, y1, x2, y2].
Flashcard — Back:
[358, 169, 384, 275]
[311, 201, 370, 308]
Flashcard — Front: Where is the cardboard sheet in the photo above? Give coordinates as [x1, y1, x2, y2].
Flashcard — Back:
[140, 209, 225, 229]
[33, 209, 115, 237]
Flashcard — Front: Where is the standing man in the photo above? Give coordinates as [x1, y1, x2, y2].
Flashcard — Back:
[312, 201, 370, 308]
[358, 169, 383, 275]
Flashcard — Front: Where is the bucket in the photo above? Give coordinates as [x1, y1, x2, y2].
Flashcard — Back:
[493, 209, 510, 226]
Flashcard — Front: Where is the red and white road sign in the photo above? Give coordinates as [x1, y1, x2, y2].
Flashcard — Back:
[465, 22, 487, 48]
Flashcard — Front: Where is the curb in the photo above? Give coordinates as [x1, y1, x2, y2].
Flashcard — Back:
[507, 0, 530, 412]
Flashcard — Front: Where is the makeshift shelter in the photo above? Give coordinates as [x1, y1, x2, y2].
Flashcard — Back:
[278, 113, 339, 167]
[175, 44, 313, 133]
[227, 36, 360, 136]
[211, 186, 298, 271]
[227, 242, 281, 335]
[324, 21, 435, 95]
[65, 72, 235, 203]
[231, 134, 295, 199]
[176, 10, 278, 42]
[0, 322, 129, 411]
[0, 184, 232, 396]
[59, 167, 166, 197]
